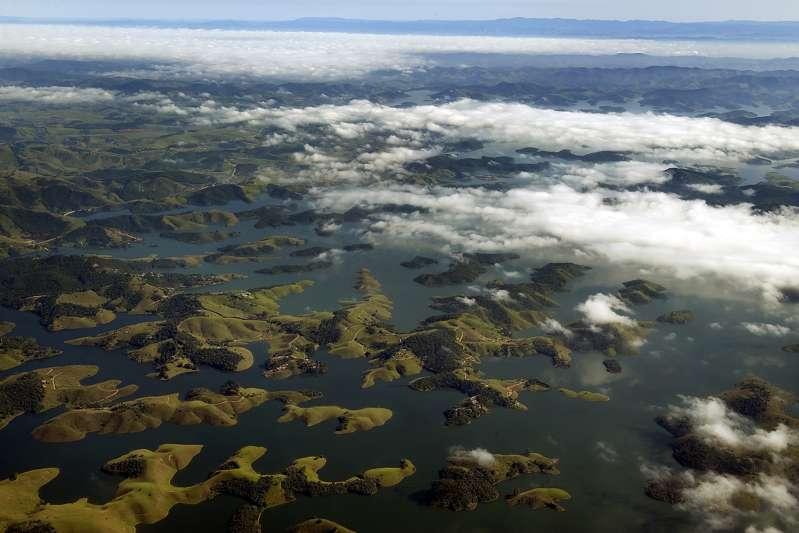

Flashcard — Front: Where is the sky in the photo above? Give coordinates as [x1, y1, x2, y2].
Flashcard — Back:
[1, 0, 798, 22]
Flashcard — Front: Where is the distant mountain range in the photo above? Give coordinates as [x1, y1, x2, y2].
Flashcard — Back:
[2, 16, 799, 41]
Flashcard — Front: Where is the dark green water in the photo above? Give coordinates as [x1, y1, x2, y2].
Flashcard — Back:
[1, 197, 797, 533]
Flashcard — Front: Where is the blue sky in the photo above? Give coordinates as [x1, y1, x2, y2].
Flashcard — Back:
[1, 0, 798, 22]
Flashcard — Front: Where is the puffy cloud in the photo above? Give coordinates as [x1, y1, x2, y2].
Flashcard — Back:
[678, 473, 797, 530]
[448, 446, 496, 467]
[130, 95, 193, 115]
[188, 99, 799, 166]
[666, 396, 797, 453]
[288, 144, 436, 184]
[642, 465, 798, 531]
[262, 132, 298, 146]
[355, 146, 438, 172]
[746, 526, 785, 533]
[314, 183, 799, 303]
[687, 183, 725, 194]
[595, 441, 619, 463]
[313, 248, 345, 264]
[3, 24, 799, 81]
[0, 85, 116, 103]
[555, 161, 670, 188]
[493, 264, 523, 279]
[740, 322, 791, 337]
[539, 318, 572, 337]
[466, 285, 514, 302]
[210, 99, 799, 303]
[0, 86, 179, 108]
[489, 289, 512, 302]
[316, 221, 341, 234]
[455, 296, 477, 306]
[575, 293, 636, 326]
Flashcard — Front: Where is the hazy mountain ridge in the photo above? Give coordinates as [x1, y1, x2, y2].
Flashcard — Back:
[2, 16, 799, 41]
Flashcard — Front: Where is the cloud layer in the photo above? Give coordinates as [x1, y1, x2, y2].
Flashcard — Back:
[0, 85, 116, 103]
[316, 183, 799, 302]
[187, 99, 799, 166]
[144, 97, 799, 303]
[3, 23, 799, 80]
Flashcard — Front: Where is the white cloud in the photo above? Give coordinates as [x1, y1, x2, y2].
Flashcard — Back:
[355, 146, 438, 172]
[666, 395, 797, 453]
[0, 86, 180, 108]
[262, 132, 297, 146]
[540, 318, 572, 337]
[448, 446, 496, 467]
[131, 96, 192, 115]
[0, 85, 116, 103]
[314, 183, 799, 303]
[455, 296, 477, 306]
[493, 264, 523, 279]
[677, 473, 797, 531]
[740, 322, 791, 337]
[313, 248, 345, 263]
[287, 144, 437, 184]
[3, 24, 799, 81]
[489, 289, 512, 302]
[316, 221, 341, 234]
[745, 527, 784, 533]
[687, 183, 725, 194]
[556, 161, 670, 188]
[186, 99, 799, 166]
[595, 441, 619, 463]
[642, 465, 798, 531]
[196, 98, 799, 305]
[466, 285, 514, 303]
[576, 293, 636, 326]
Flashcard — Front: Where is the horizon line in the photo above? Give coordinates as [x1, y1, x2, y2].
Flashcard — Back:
[2, 15, 799, 25]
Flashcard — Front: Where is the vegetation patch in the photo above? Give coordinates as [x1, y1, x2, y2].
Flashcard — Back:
[421, 449, 560, 511]
[557, 388, 610, 402]
[657, 310, 695, 324]
[411, 368, 550, 425]
[288, 518, 355, 533]
[32, 382, 321, 443]
[618, 279, 668, 305]
[0, 333, 61, 371]
[506, 487, 572, 511]
[206, 236, 305, 264]
[278, 405, 393, 434]
[0, 365, 137, 431]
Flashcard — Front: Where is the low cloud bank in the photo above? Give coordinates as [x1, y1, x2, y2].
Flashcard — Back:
[0, 85, 115, 103]
[315, 183, 799, 303]
[187, 99, 799, 166]
[3, 24, 799, 80]
[0, 85, 170, 105]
